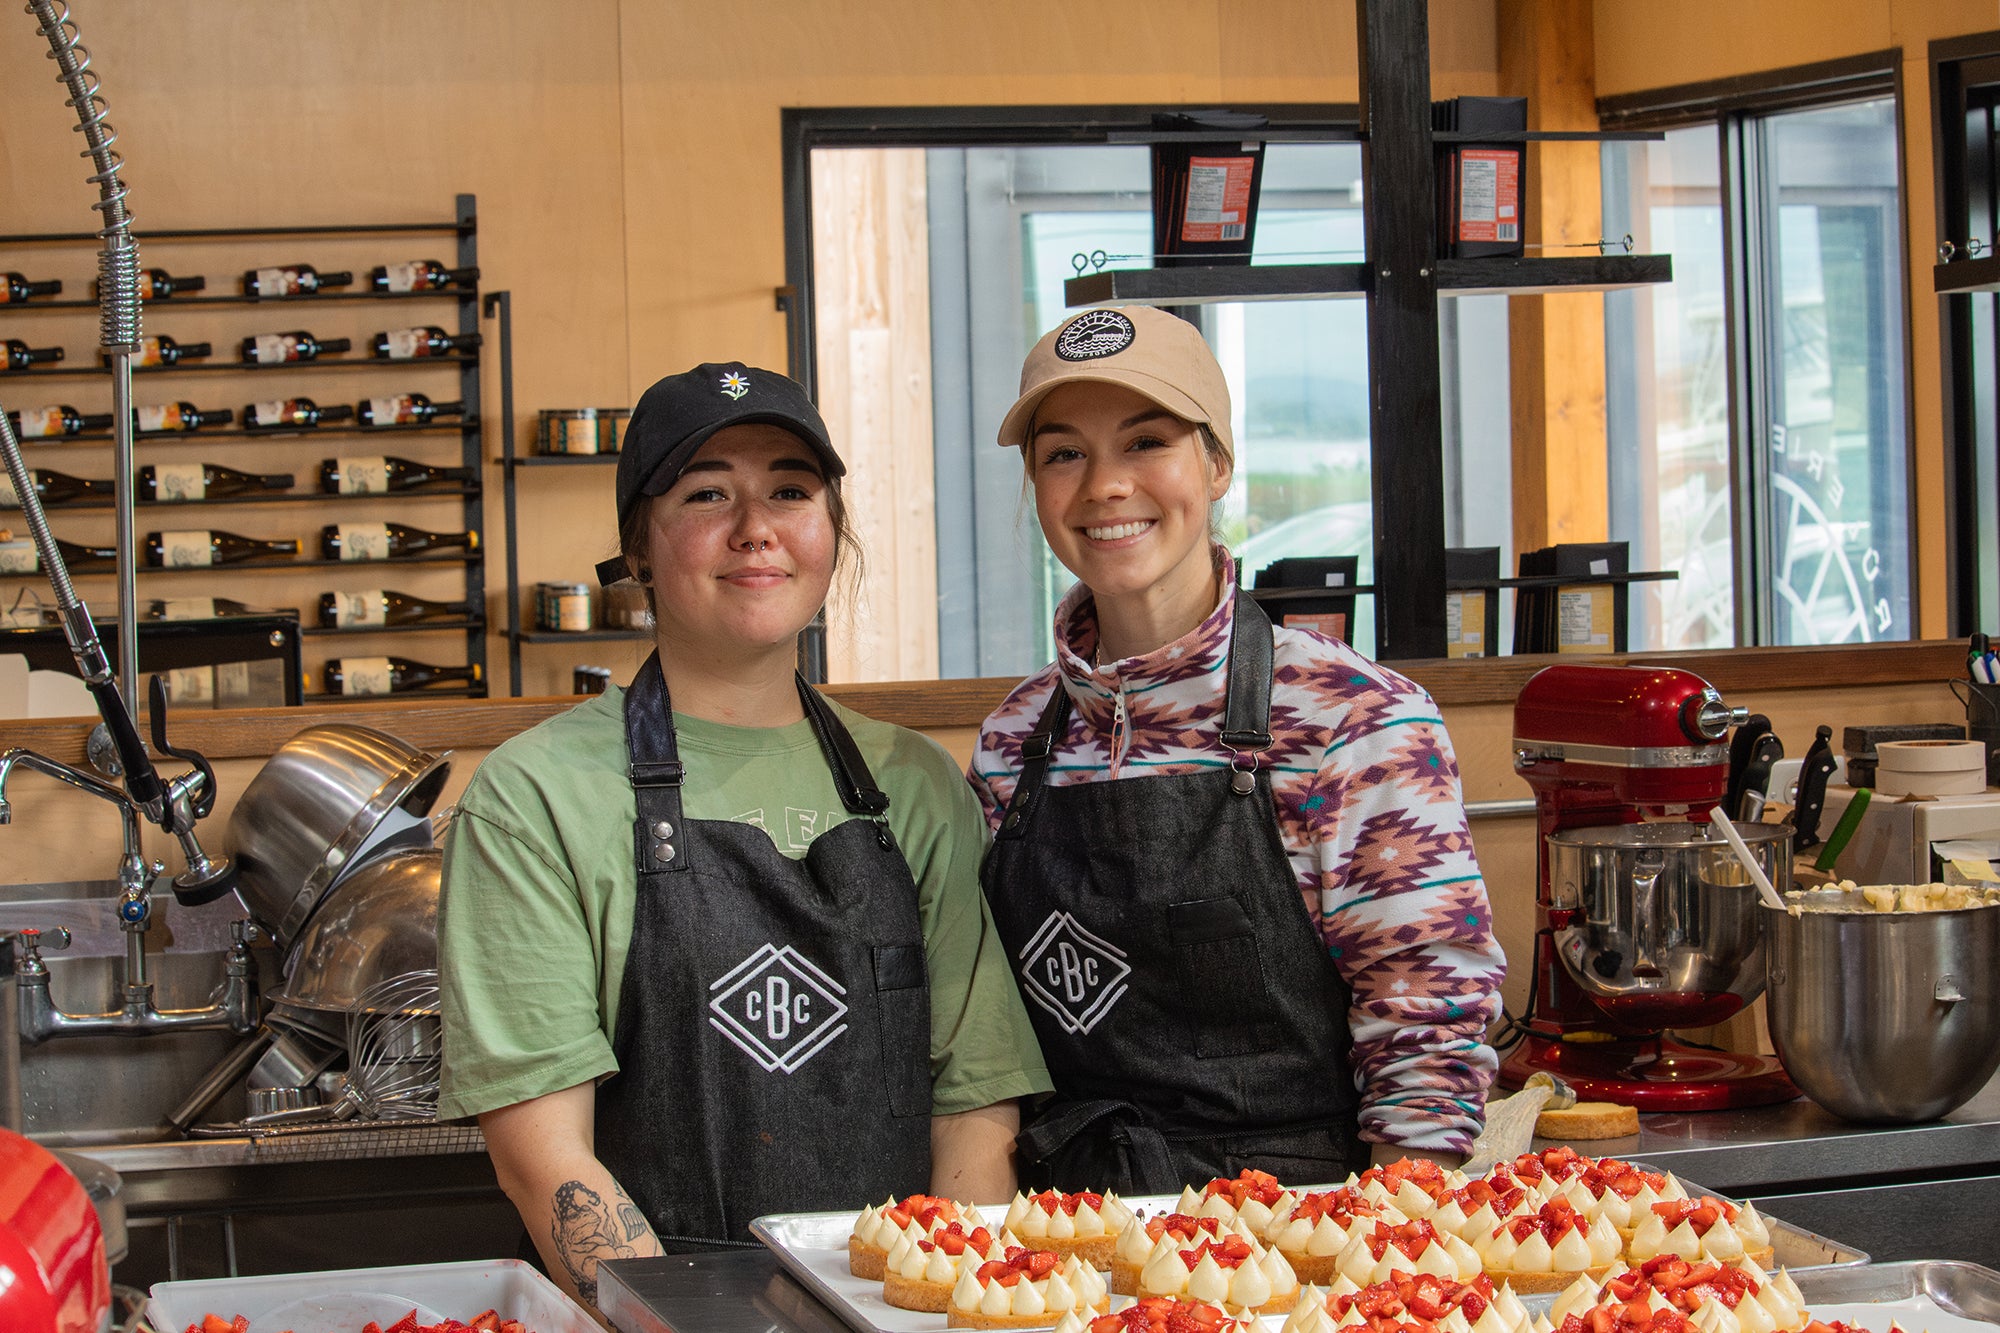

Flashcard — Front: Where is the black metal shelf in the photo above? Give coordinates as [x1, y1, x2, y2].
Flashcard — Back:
[514, 628, 650, 644]
[4, 356, 474, 378]
[1934, 255, 2000, 294]
[40, 486, 477, 511]
[60, 554, 481, 576]
[507, 453, 620, 467]
[302, 618, 484, 637]
[1062, 254, 1672, 307]
[301, 686, 484, 704]
[0, 289, 476, 312]
[13, 420, 481, 448]
[1, 219, 470, 244]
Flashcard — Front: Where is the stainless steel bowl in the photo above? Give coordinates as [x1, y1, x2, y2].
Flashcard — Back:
[1548, 821, 1791, 1031]
[231, 725, 449, 947]
[1764, 891, 2000, 1122]
[274, 847, 439, 1015]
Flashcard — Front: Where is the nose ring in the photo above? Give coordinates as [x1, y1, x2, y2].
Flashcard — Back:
[756, 540, 768, 551]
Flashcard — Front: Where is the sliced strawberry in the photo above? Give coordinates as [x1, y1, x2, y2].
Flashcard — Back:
[977, 1260, 1010, 1281]
[937, 1231, 967, 1256]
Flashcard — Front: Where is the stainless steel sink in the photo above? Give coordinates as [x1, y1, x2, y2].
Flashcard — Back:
[1, 880, 273, 1145]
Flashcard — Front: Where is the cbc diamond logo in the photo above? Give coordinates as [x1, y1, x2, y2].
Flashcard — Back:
[708, 943, 849, 1074]
[1017, 910, 1130, 1035]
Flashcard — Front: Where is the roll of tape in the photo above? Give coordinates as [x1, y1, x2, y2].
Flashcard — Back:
[1874, 739, 1988, 797]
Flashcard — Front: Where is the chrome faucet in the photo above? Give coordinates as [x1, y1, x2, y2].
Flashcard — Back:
[1, 748, 260, 1043]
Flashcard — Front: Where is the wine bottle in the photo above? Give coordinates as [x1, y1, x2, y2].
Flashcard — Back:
[0, 535, 118, 573]
[358, 394, 466, 428]
[147, 596, 267, 620]
[138, 463, 294, 502]
[120, 335, 212, 368]
[241, 264, 353, 298]
[318, 455, 473, 495]
[135, 403, 234, 434]
[96, 270, 207, 300]
[370, 326, 482, 360]
[1, 273, 62, 304]
[144, 528, 300, 568]
[4, 340, 63, 371]
[240, 330, 353, 365]
[0, 467, 113, 508]
[8, 405, 114, 438]
[243, 398, 356, 430]
[317, 588, 474, 628]
[368, 261, 479, 294]
[323, 655, 482, 697]
[320, 520, 479, 562]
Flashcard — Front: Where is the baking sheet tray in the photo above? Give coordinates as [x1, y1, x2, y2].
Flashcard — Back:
[750, 1187, 1862, 1333]
[1789, 1262, 2000, 1330]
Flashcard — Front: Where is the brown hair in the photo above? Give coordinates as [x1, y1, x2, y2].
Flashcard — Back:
[613, 466, 863, 615]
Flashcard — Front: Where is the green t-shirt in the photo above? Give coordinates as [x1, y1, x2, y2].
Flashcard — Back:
[435, 686, 1052, 1122]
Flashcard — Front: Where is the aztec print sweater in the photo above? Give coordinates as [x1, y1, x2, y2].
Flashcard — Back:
[969, 552, 1504, 1155]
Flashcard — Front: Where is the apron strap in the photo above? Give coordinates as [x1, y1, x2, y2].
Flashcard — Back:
[1017, 1099, 1182, 1196]
[795, 674, 892, 817]
[996, 684, 1070, 841]
[1219, 590, 1274, 795]
[625, 653, 691, 876]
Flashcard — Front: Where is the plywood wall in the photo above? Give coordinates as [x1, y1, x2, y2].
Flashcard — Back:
[0, 0, 1498, 698]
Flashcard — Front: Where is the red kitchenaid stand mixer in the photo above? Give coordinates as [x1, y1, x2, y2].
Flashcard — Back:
[1504, 663, 1799, 1110]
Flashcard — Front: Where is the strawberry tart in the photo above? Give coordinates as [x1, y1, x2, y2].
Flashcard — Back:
[1056, 1295, 1255, 1333]
[1331, 1218, 1484, 1288]
[1001, 1190, 1135, 1269]
[1469, 1198, 1623, 1293]
[1625, 1199, 1773, 1268]
[1132, 1228, 1302, 1314]
[1260, 1186, 1407, 1285]
[1284, 1273, 1542, 1333]
[848, 1195, 980, 1279]
[945, 1247, 1112, 1328]
[883, 1221, 1013, 1312]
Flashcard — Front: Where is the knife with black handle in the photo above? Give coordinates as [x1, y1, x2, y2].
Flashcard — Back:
[1792, 724, 1839, 850]
[1727, 714, 1775, 820]
[1738, 731, 1784, 821]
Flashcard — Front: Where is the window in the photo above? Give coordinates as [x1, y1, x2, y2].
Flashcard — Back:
[1603, 77, 1910, 648]
[795, 111, 1510, 681]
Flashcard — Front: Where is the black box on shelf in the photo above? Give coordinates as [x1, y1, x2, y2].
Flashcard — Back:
[1151, 111, 1269, 268]
[1445, 546, 1501, 658]
[1512, 541, 1630, 655]
[1250, 555, 1362, 644]
[1433, 96, 1527, 260]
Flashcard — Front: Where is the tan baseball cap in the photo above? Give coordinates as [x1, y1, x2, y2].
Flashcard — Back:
[997, 306, 1233, 456]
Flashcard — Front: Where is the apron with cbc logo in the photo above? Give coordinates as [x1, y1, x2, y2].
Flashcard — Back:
[594, 654, 932, 1249]
[981, 593, 1366, 1193]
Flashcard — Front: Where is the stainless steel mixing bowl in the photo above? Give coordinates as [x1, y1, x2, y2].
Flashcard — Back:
[230, 724, 449, 947]
[273, 846, 440, 1016]
[1547, 821, 1791, 1031]
[1764, 891, 2000, 1122]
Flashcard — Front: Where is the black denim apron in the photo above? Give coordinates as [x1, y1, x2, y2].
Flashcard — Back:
[982, 593, 1364, 1194]
[594, 654, 933, 1250]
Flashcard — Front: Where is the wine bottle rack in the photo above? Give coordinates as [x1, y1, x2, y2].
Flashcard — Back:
[0, 194, 501, 701]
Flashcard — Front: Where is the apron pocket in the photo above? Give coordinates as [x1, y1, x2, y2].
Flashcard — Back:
[1167, 897, 1281, 1059]
[873, 942, 931, 1118]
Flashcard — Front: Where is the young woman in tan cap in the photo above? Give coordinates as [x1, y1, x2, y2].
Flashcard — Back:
[437, 363, 1048, 1309]
[970, 307, 1505, 1192]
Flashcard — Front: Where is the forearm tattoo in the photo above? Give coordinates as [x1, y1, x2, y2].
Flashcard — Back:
[550, 1179, 641, 1306]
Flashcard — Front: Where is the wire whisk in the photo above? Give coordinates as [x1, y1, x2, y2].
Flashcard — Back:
[337, 969, 443, 1121]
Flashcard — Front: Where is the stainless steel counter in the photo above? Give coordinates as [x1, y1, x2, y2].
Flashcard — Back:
[1554, 1070, 2000, 1192]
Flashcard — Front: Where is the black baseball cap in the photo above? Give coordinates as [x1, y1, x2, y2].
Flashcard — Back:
[614, 361, 843, 532]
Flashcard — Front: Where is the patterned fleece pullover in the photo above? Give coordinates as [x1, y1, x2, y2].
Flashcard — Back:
[968, 552, 1505, 1155]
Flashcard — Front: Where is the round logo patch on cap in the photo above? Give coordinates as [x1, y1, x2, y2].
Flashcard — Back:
[1054, 310, 1137, 362]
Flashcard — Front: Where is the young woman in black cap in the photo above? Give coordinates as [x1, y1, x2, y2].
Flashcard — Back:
[437, 363, 1050, 1309]
[971, 308, 1505, 1193]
